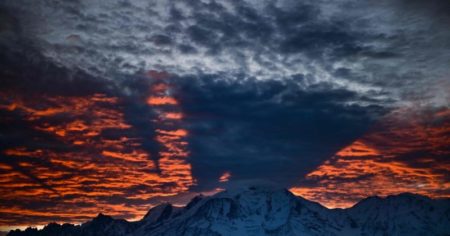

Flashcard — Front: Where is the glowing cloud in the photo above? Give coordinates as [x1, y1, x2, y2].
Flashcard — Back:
[146, 71, 195, 193]
[291, 107, 450, 208]
[147, 96, 178, 106]
[219, 172, 231, 183]
[0, 90, 194, 228]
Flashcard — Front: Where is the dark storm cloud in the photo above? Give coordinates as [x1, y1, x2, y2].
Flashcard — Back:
[173, 0, 365, 63]
[2, 0, 447, 108]
[0, 7, 162, 161]
[169, 75, 386, 189]
[0, 22, 160, 203]
[0, 31, 110, 97]
[183, 0, 391, 63]
[1, 0, 447, 192]
[336, 0, 450, 104]
[0, 0, 389, 91]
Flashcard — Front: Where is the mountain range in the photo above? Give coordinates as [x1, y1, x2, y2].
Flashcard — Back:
[7, 187, 450, 236]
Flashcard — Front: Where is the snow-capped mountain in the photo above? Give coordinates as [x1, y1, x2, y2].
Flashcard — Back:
[7, 187, 450, 236]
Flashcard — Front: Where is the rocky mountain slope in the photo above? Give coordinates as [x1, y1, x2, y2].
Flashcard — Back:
[7, 187, 450, 236]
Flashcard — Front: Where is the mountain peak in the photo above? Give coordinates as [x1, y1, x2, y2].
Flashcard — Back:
[143, 203, 174, 223]
[351, 192, 434, 210]
[215, 185, 292, 198]
[95, 212, 110, 218]
[7, 189, 450, 236]
[185, 195, 204, 210]
[91, 213, 113, 223]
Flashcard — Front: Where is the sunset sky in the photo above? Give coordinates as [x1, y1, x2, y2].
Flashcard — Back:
[0, 0, 449, 231]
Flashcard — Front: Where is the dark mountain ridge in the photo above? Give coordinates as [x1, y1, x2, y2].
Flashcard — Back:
[7, 187, 450, 236]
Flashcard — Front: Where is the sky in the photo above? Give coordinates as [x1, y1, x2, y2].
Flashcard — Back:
[0, 0, 449, 231]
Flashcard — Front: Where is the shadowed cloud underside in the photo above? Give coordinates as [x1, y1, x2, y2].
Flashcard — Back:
[0, 0, 449, 231]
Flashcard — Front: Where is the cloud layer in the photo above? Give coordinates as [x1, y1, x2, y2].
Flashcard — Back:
[3, 0, 449, 104]
[0, 0, 449, 229]
[291, 107, 450, 208]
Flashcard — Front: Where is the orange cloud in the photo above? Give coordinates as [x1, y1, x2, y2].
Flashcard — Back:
[147, 73, 195, 194]
[219, 172, 231, 182]
[291, 107, 450, 208]
[335, 141, 380, 157]
[156, 129, 188, 137]
[147, 96, 178, 106]
[163, 112, 183, 120]
[3, 147, 44, 157]
[0, 91, 194, 229]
